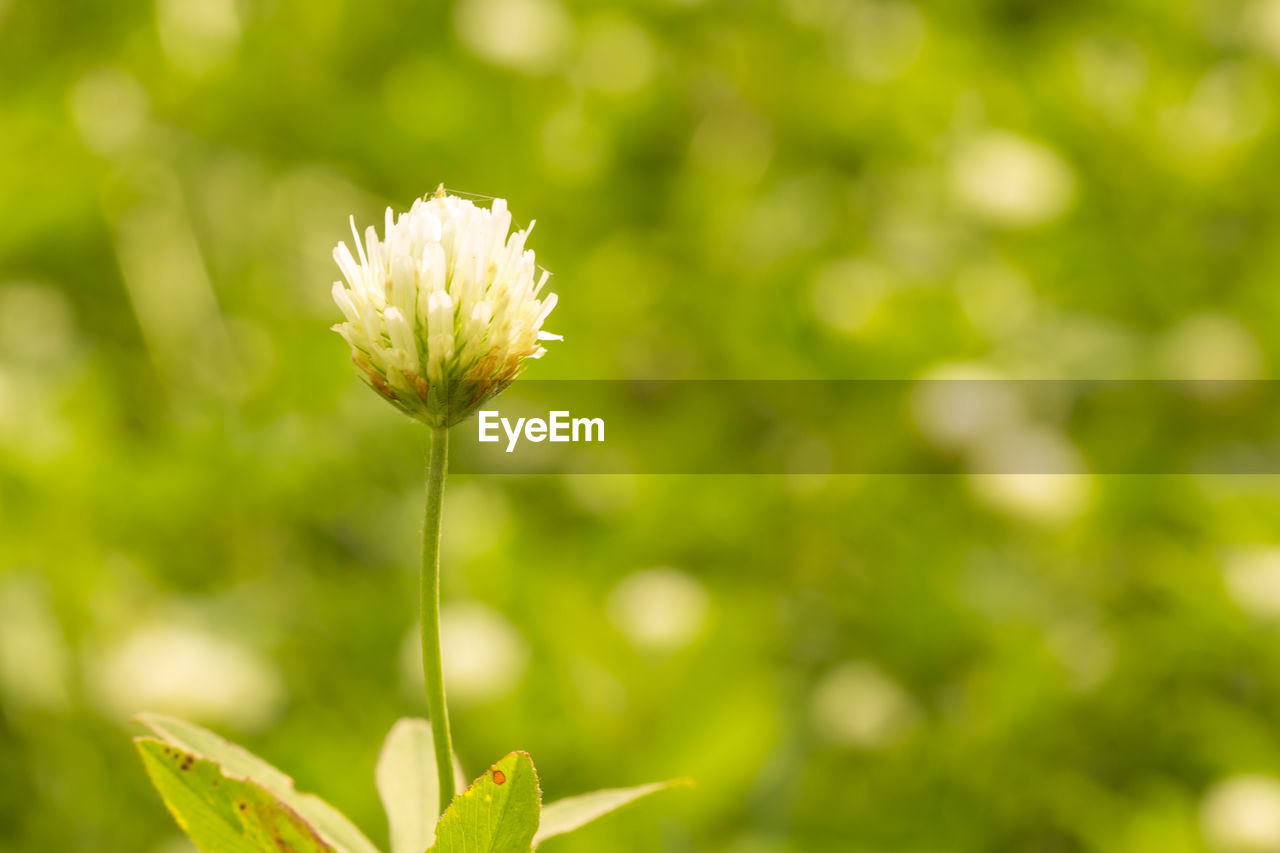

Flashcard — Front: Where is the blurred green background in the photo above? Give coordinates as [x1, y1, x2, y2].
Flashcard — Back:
[7, 0, 1280, 850]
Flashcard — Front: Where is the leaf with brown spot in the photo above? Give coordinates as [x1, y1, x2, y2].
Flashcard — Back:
[136, 738, 337, 853]
[427, 752, 540, 853]
[137, 713, 380, 853]
[237, 792, 343, 853]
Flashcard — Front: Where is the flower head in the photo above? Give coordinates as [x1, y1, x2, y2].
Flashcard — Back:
[331, 188, 560, 427]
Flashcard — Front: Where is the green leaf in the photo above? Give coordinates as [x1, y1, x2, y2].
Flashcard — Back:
[137, 713, 380, 853]
[428, 752, 541, 853]
[136, 737, 336, 853]
[532, 779, 690, 847]
[375, 718, 469, 853]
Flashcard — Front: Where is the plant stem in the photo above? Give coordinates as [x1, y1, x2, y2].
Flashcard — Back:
[421, 424, 455, 812]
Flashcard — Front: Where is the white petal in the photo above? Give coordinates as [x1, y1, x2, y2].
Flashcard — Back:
[334, 243, 362, 291]
[385, 307, 420, 373]
[535, 292, 558, 325]
[391, 253, 416, 319]
[350, 216, 368, 267]
[331, 282, 360, 324]
[427, 290, 455, 341]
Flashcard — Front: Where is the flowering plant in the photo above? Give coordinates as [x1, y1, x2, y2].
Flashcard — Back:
[331, 188, 561, 427]
[134, 189, 685, 852]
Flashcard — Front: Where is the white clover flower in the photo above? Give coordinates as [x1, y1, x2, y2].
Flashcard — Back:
[332, 187, 560, 427]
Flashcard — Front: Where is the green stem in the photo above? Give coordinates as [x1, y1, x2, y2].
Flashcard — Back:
[421, 424, 455, 813]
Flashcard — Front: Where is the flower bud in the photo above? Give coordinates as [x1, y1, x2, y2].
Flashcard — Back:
[332, 188, 561, 427]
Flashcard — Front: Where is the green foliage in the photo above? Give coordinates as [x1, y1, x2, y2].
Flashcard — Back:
[136, 717, 680, 853]
[376, 719, 467, 853]
[139, 713, 380, 853]
[429, 752, 541, 853]
[135, 738, 334, 853]
[11, 0, 1280, 849]
[534, 780, 691, 848]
